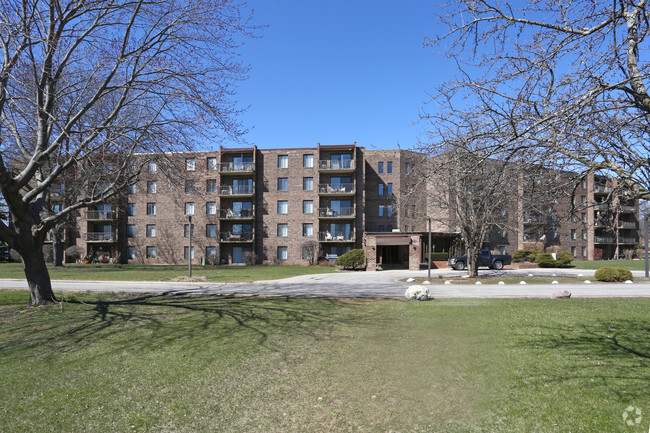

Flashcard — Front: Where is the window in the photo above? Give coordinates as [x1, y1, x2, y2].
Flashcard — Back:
[303, 200, 313, 214]
[379, 205, 384, 217]
[185, 180, 195, 193]
[302, 223, 313, 237]
[303, 177, 313, 191]
[387, 205, 393, 217]
[206, 201, 217, 215]
[184, 246, 195, 260]
[378, 162, 384, 174]
[127, 203, 135, 216]
[404, 162, 409, 174]
[184, 224, 194, 237]
[581, 212, 586, 223]
[278, 155, 288, 168]
[185, 202, 194, 215]
[277, 223, 288, 237]
[581, 179, 586, 189]
[185, 158, 195, 171]
[127, 225, 136, 238]
[146, 224, 156, 238]
[571, 246, 577, 257]
[278, 200, 288, 214]
[277, 177, 288, 191]
[379, 184, 384, 195]
[53, 204, 61, 213]
[146, 246, 156, 259]
[581, 246, 587, 257]
[148, 160, 157, 172]
[147, 181, 157, 194]
[571, 229, 576, 240]
[582, 229, 587, 241]
[127, 246, 135, 260]
[379, 225, 384, 232]
[128, 184, 136, 194]
[206, 179, 217, 193]
[387, 161, 392, 173]
[581, 195, 586, 204]
[206, 246, 216, 258]
[404, 184, 408, 192]
[303, 154, 313, 168]
[387, 225, 392, 232]
[207, 157, 217, 171]
[146, 203, 156, 216]
[277, 246, 288, 260]
[387, 183, 393, 195]
[206, 224, 216, 237]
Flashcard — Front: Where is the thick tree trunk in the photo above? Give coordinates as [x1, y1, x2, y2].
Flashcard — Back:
[52, 228, 64, 267]
[467, 247, 479, 277]
[21, 243, 57, 306]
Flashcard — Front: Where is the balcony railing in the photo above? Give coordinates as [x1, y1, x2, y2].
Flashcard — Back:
[318, 183, 355, 194]
[523, 215, 545, 223]
[593, 185, 612, 194]
[595, 236, 614, 244]
[218, 208, 254, 219]
[619, 237, 637, 244]
[318, 207, 354, 218]
[218, 231, 254, 242]
[86, 210, 117, 220]
[619, 205, 635, 213]
[318, 159, 355, 170]
[86, 232, 115, 242]
[593, 203, 610, 210]
[318, 231, 355, 242]
[618, 221, 637, 229]
[219, 162, 254, 173]
[219, 185, 253, 196]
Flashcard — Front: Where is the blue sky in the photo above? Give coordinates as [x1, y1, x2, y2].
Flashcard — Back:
[221, 1, 452, 150]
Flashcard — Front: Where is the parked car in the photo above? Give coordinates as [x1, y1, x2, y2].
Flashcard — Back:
[448, 249, 512, 270]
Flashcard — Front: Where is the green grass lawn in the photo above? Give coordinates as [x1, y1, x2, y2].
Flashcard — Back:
[1, 292, 648, 432]
[0, 263, 337, 282]
[573, 259, 649, 271]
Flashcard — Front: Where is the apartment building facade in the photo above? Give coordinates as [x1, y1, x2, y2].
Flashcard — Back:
[67, 144, 639, 267]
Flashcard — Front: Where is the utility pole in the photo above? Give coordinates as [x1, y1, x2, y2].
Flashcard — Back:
[428, 217, 432, 280]
[645, 214, 648, 278]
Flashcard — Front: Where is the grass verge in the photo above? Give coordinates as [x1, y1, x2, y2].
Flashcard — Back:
[1, 291, 648, 432]
[0, 263, 337, 282]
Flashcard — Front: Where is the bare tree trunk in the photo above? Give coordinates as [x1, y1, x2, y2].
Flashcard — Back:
[21, 240, 57, 306]
[467, 247, 479, 277]
[52, 227, 64, 267]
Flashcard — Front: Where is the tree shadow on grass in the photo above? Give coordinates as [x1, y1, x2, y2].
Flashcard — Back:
[514, 319, 650, 401]
[0, 293, 375, 361]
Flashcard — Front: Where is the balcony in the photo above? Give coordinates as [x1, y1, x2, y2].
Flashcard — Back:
[86, 232, 115, 242]
[218, 231, 254, 243]
[618, 221, 637, 229]
[595, 236, 614, 244]
[593, 203, 610, 211]
[619, 237, 637, 244]
[593, 185, 612, 194]
[86, 210, 117, 220]
[219, 185, 253, 196]
[318, 207, 355, 218]
[218, 208, 254, 220]
[619, 205, 635, 213]
[219, 161, 254, 174]
[523, 215, 545, 224]
[318, 159, 355, 172]
[318, 231, 355, 242]
[318, 183, 355, 196]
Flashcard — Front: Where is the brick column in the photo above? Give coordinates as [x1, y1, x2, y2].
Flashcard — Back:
[409, 234, 421, 271]
[364, 234, 377, 271]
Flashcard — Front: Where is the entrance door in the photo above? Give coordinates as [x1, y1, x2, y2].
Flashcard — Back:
[233, 247, 243, 264]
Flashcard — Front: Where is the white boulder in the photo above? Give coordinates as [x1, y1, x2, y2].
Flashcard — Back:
[405, 285, 430, 301]
[551, 290, 571, 299]
[406, 278, 415, 283]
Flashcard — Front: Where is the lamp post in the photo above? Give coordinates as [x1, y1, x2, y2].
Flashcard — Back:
[643, 214, 650, 278]
[188, 215, 193, 278]
[427, 217, 432, 280]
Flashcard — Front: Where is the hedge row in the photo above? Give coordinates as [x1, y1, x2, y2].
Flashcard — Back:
[513, 250, 573, 268]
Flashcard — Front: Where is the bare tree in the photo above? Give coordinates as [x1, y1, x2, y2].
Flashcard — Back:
[301, 240, 320, 266]
[0, 0, 255, 305]
[428, 0, 650, 199]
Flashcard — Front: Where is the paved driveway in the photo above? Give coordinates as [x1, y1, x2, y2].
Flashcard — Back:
[1, 267, 649, 298]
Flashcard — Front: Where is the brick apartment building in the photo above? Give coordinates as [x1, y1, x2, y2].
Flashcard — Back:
[65, 144, 639, 268]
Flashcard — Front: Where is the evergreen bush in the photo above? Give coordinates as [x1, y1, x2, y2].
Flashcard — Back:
[513, 250, 538, 263]
[594, 268, 633, 282]
[335, 249, 366, 269]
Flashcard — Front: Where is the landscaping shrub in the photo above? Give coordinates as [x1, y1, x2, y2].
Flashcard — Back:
[335, 249, 366, 269]
[595, 267, 633, 282]
[65, 245, 84, 263]
[424, 252, 449, 261]
[534, 253, 556, 268]
[554, 251, 573, 267]
[513, 250, 538, 263]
